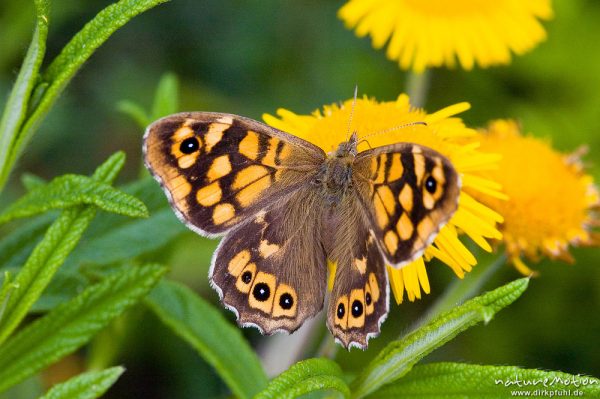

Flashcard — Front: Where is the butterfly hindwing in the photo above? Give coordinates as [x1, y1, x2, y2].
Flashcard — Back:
[143, 112, 325, 236]
[210, 186, 328, 334]
[353, 143, 461, 267]
[324, 200, 389, 349]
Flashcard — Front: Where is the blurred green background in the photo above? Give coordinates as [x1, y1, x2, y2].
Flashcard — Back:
[1, 0, 599, 397]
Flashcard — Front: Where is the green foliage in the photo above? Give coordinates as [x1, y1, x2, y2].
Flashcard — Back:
[0, 153, 129, 345]
[0, 174, 148, 224]
[0, 264, 165, 392]
[39, 367, 124, 399]
[371, 362, 600, 398]
[255, 358, 349, 399]
[350, 278, 529, 399]
[0, 0, 169, 192]
[146, 280, 268, 399]
[0, 0, 49, 192]
[118, 72, 180, 129]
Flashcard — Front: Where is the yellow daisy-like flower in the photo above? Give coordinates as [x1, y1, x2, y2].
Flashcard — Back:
[338, 0, 553, 72]
[468, 120, 600, 275]
[263, 94, 505, 303]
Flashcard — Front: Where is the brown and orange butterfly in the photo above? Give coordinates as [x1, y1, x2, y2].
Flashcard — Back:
[143, 111, 460, 349]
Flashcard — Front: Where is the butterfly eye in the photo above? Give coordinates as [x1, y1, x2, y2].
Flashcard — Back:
[180, 137, 200, 154]
[351, 300, 363, 318]
[279, 293, 294, 310]
[425, 175, 437, 194]
[241, 271, 253, 284]
[252, 283, 271, 302]
[337, 302, 346, 319]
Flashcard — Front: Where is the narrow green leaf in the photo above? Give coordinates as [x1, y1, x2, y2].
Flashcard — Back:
[20, 172, 47, 191]
[40, 367, 125, 399]
[151, 72, 179, 119]
[0, 174, 148, 224]
[146, 280, 268, 399]
[0, 0, 49, 193]
[0, 214, 52, 270]
[117, 100, 150, 129]
[351, 278, 530, 399]
[369, 362, 600, 398]
[90, 151, 126, 184]
[2, 0, 168, 193]
[0, 154, 126, 345]
[255, 358, 350, 399]
[0, 264, 166, 393]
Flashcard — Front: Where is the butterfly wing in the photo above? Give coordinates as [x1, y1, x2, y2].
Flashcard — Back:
[143, 112, 325, 236]
[352, 143, 460, 267]
[324, 198, 389, 349]
[210, 186, 328, 334]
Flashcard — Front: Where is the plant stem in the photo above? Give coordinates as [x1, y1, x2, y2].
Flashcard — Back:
[408, 254, 507, 333]
[405, 69, 431, 108]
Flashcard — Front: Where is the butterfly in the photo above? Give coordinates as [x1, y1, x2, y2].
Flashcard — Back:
[143, 111, 460, 349]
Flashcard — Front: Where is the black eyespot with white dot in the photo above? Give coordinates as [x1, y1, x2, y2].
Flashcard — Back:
[279, 293, 294, 310]
[180, 137, 199, 154]
[351, 300, 363, 318]
[365, 292, 372, 306]
[425, 175, 437, 194]
[252, 283, 270, 301]
[241, 271, 252, 284]
[337, 303, 345, 319]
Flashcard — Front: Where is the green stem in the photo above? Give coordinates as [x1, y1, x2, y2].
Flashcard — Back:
[405, 69, 431, 108]
[408, 254, 507, 333]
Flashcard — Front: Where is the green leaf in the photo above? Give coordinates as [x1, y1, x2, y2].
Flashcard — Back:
[146, 280, 268, 399]
[255, 358, 350, 399]
[151, 72, 179, 120]
[351, 278, 530, 399]
[0, 153, 126, 345]
[39, 366, 124, 399]
[90, 151, 126, 183]
[0, 174, 148, 224]
[20, 172, 47, 191]
[0, 0, 49, 193]
[0, 264, 166, 393]
[369, 362, 600, 398]
[0, 0, 168, 193]
[117, 100, 150, 129]
[0, 214, 52, 270]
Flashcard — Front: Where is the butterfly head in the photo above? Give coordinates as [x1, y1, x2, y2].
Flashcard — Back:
[333, 132, 359, 159]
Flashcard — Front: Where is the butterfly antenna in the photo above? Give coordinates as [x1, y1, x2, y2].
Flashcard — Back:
[346, 85, 358, 142]
[359, 121, 427, 142]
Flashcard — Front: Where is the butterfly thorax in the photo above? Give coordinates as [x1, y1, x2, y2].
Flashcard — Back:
[314, 133, 359, 204]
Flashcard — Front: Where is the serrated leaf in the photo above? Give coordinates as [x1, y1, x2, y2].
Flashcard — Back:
[351, 278, 530, 399]
[2, 0, 168, 194]
[369, 362, 600, 398]
[20, 179, 188, 313]
[0, 264, 166, 393]
[0, 174, 148, 224]
[146, 280, 268, 399]
[255, 358, 349, 399]
[0, 0, 49, 193]
[39, 366, 124, 399]
[0, 153, 126, 345]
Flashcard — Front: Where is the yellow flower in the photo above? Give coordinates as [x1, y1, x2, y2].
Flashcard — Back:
[263, 94, 504, 303]
[467, 120, 600, 275]
[338, 0, 553, 72]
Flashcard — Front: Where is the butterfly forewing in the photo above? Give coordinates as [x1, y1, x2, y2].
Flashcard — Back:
[353, 143, 460, 267]
[143, 112, 325, 236]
